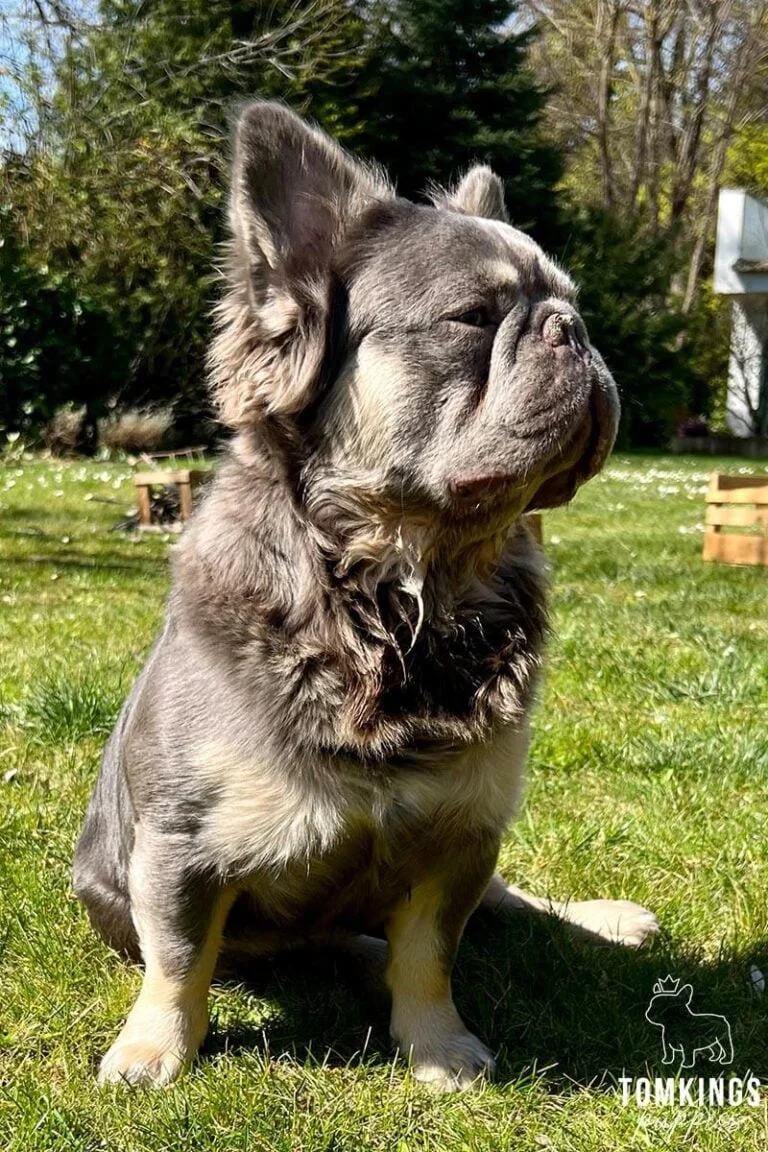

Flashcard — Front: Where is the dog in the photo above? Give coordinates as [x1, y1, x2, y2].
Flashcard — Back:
[73, 101, 658, 1092]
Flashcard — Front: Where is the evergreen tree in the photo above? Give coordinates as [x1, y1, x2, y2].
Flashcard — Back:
[564, 208, 699, 448]
[353, 0, 562, 241]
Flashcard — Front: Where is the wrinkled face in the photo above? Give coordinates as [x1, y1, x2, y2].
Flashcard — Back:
[212, 102, 619, 534]
[321, 204, 618, 518]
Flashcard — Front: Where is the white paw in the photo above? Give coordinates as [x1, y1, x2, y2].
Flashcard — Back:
[405, 1029, 496, 1092]
[98, 1038, 188, 1087]
[562, 898, 659, 948]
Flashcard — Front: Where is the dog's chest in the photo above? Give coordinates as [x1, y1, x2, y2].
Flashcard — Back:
[195, 722, 528, 916]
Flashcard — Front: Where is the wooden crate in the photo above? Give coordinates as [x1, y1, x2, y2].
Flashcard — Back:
[133, 469, 206, 532]
[703, 472, 768, 566]
[139, 446, 207, 465]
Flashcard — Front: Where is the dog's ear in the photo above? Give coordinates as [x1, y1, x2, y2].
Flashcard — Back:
[443, 166, 508, 222]
[211, 102, 390, 427]
[231, 101, 386, 281]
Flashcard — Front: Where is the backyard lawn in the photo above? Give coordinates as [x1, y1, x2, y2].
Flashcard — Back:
[1, 450, 767, 1151]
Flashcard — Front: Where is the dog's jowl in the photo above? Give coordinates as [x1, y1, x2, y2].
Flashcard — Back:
[73, 102, 658, 1091]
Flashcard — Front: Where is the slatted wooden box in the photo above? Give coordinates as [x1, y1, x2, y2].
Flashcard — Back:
[703, 472, 768, 566]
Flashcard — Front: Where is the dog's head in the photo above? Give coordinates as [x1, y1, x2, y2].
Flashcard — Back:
[211, 102, 618, 557]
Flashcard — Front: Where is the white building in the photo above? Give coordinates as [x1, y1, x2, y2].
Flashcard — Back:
[713, 189, 768, 438]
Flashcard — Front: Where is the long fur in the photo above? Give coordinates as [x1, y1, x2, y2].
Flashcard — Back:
[72, 103, 645, 1093]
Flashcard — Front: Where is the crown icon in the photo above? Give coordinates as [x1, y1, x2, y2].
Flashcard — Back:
[652, 975, 681, 995]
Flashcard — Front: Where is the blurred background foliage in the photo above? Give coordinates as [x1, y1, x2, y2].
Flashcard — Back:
[0, 0, 766, 450]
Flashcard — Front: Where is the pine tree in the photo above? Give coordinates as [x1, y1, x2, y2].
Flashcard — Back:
[353, 0, 562, 240]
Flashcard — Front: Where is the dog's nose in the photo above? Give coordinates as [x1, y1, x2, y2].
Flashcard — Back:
[541, 310, 590, 361]
[543, 311, 578, 347]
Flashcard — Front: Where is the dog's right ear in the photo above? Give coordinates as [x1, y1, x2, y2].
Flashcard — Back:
[440, 166, 509, 223]
[211, 102, 391, 428]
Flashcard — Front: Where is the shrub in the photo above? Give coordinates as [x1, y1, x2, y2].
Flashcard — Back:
[42, 404, 87, 456]
[98, 407, 175, 454]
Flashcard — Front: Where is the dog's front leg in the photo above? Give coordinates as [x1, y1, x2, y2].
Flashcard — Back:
[98, 828, 234, 1087]
[386, 850, 497, 1092]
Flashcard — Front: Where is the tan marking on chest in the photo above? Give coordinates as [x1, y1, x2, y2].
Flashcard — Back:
[194, 723, 528, 882]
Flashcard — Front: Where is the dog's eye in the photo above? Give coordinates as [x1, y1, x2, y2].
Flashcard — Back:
[454, 308, 492, 328]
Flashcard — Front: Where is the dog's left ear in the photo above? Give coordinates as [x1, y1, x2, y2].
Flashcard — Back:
[211, 102, 391, 428]
[444, 166, 508, 222]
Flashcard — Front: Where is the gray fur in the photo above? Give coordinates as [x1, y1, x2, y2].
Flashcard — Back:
[73, 102, 628, 1088]
[438, 165, 509, 222]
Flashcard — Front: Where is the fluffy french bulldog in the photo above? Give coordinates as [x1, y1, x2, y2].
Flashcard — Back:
[73, 102, 657, 1091]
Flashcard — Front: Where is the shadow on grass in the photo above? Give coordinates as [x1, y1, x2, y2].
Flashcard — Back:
[0, 504, 87, 524]
[0, 550, 166, 574]
[200, 909, 768, 1092]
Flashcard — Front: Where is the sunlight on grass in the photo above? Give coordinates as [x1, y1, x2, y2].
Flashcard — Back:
[0, 451, 767, 1150]
[21, 671, 125, 743]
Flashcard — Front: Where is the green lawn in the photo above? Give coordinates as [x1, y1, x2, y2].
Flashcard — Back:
[1, 450, 767, 1150]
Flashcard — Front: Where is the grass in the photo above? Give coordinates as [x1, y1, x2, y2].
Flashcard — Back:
[1, 449, 767, 1150]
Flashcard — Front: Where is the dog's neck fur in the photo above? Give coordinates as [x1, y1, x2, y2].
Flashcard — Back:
[175, 431, 547, 760]
[245, 424, 535, 634]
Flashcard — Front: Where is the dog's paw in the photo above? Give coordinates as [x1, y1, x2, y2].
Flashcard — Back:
[561, 898, 659, 948]
[98, 1037, 189, 1087]
[97, 997, 207, 1088]
[404, 1029, 496, 1092]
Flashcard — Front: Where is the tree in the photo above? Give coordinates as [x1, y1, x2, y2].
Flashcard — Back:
[0, 204, 121, 442]
[352, 0, 563, 241]
[516, 0, 768, 434]
[521, 0, 768, 305]
[564, 206, 700, 447]
[2, 0, 362, 438]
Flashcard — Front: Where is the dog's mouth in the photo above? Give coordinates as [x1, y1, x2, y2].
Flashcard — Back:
[449, 381, 615, 517]
[524, 390, 603, 511]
